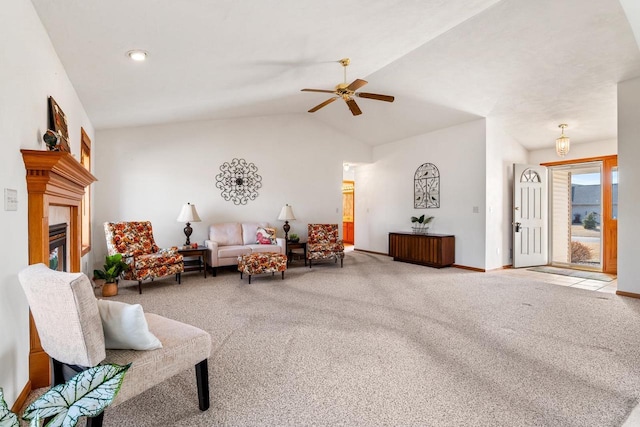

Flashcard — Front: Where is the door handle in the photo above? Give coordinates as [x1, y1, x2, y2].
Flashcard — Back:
[513, 222, 521, 232]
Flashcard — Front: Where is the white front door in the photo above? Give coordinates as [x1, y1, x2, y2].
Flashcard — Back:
[513, 164, 548, 268]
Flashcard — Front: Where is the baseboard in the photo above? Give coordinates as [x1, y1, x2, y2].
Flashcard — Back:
[10, 380, 31, 413]
[353, 248, 389, 257]
[484, 265, 513, 272]
[616, 290, 640, 299]
[352, 253, 506, 273]
[453, 264, 485, 272]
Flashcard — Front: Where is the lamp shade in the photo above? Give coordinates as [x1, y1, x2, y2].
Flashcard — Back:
[278, 204, 296, 221]
[177, 203, 201, 223]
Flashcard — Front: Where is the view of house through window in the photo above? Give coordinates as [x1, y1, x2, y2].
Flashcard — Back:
[80, 128, 91, 255]
[550, 162, 602, 270]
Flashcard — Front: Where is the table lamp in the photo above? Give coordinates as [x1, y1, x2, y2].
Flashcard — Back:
[177, 202, 201, 246]
[278, 204, 296, 241]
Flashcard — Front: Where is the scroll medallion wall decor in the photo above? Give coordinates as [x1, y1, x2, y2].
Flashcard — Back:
[215, 158, 262, 205]
[414, 163, 440, 208]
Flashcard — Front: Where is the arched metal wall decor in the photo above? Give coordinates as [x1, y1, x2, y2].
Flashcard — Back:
[414, 163, 440, 208]
[215, 158, 262, 205]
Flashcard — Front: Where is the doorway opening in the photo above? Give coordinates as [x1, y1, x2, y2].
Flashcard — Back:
[342, 180, 354, 245]
[544, 155, 617, 274]
[342, 161, 356, 247]
[550, 162, 602, 270]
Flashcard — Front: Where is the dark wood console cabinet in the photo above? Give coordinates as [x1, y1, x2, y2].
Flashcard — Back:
[388, 232, 455, 268]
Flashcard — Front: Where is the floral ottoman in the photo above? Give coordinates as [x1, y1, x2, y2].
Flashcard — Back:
[237, 252, 287, 284]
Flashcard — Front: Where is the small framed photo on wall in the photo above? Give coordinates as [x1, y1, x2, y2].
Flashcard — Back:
[48, 96, 71, 153]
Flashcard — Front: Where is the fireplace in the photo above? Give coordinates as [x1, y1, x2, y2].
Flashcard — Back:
[22, 149, 97, 389]
[48, 223, 68, 272]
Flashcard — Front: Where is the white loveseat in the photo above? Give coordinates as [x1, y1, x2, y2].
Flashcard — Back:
[204, 222, 285, 275]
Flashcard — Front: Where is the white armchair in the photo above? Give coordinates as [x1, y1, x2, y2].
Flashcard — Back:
[18, 264, 212, 427]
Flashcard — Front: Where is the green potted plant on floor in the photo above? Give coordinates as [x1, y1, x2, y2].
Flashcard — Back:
[93, 254, 129, 297]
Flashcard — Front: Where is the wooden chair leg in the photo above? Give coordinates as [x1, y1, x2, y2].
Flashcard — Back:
[341, 257, 343, 268]
[195, 359, 210, 411]
[178, 273, 181, 284]
[282, 271, 285, 280]
[248, 275, 252, 284]
[138, 281, 143, 294]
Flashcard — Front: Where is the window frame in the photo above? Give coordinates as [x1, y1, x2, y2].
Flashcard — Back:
[80, 128, 92, 256]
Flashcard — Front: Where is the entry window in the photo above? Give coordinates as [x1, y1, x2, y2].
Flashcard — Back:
[611, 167, 618, 220]
[521, 169, 541, 183]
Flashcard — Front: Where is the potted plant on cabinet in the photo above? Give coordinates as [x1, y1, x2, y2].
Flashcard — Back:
[411, 214, 434, 234]
[93, 254, 129, 297]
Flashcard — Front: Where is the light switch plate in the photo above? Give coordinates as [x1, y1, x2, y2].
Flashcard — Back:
[4, 188, 17, 211]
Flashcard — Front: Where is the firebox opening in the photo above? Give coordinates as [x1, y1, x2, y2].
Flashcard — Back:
[49, 223, 68, 272]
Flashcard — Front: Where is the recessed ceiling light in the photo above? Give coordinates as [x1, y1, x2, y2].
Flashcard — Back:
[127, 50, 148, 61]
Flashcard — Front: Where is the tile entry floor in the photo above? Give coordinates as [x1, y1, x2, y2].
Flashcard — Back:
[493, 266, 617, 294]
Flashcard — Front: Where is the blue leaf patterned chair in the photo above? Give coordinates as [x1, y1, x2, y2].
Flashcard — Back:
[306, 224, 345, 268]
[104, 221, 184, 294]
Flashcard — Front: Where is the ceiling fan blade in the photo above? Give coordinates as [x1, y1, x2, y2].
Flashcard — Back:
[346, 79, 368, 91]
[345, 98, 362, 116]
[308, 97, 337, 113]
[301, 88, 336, 94]
[356, 92, 395, 102]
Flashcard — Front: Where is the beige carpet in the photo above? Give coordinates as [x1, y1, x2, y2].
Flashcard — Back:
[98, 252, 640, 426]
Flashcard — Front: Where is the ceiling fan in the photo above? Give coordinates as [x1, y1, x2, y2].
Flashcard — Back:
[301, 58, 395, 116]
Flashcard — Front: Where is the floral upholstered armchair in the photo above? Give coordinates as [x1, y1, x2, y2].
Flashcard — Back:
[104, 221, 184, 294]
[306, 223, 345, 268]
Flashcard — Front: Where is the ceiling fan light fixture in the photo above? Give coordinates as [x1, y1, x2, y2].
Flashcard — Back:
[300, 58, 394, 116]
[555, 124, 570, 157]
[127, 50, 148, 61]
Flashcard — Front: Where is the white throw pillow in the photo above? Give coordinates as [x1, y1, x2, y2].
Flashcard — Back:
[96, 299, 162, 350]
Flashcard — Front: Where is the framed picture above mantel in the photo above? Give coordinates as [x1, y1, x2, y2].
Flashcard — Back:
[48, 96, 71, 153]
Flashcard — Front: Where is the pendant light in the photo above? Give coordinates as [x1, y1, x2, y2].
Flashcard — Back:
[556, 124, 570, 157]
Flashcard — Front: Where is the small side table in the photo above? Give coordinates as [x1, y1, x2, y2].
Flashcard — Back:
[286, 241, 307, 266]
[178, 246, 209, 278]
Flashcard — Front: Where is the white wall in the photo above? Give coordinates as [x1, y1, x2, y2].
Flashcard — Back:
[528, 139, 617, 165]
[354, 119, 487, 269]
[485, 119, 528, 270]
[620, 0, 640, 51]
[93, 115, 371, 264]
[0, 0, 95, 406]
[617, 76, 640, 294]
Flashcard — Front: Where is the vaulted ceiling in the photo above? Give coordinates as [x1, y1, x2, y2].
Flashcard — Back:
[30, 0, 640, 150]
